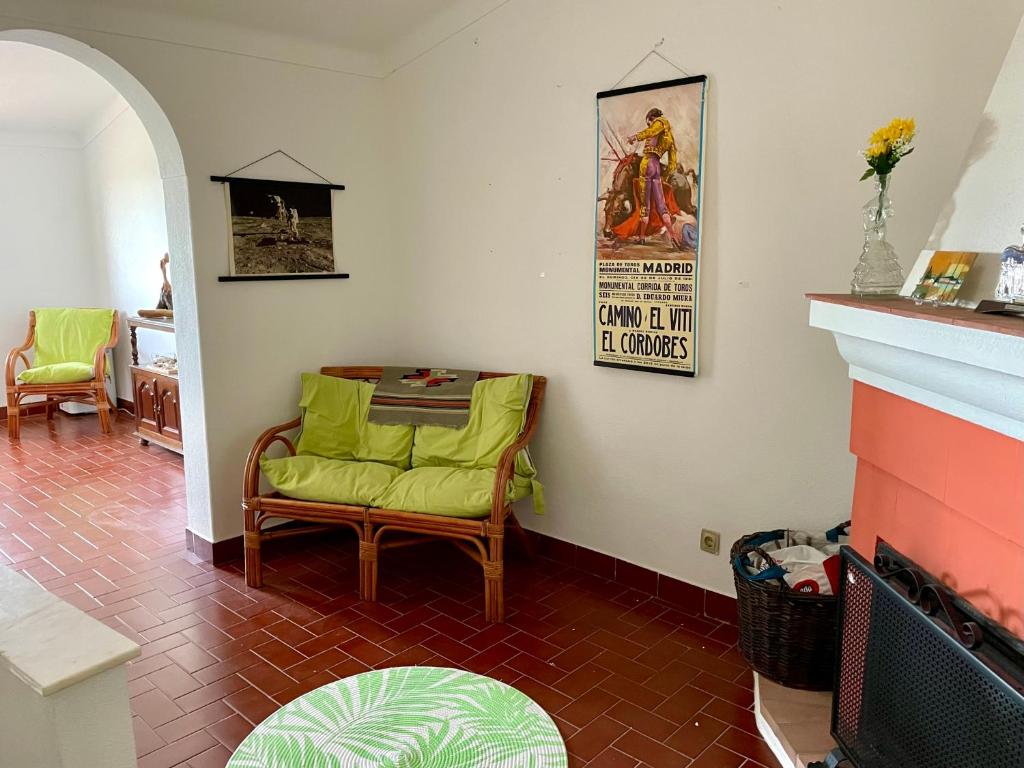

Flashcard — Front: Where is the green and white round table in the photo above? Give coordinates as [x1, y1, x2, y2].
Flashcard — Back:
[227, 666, 568, 767]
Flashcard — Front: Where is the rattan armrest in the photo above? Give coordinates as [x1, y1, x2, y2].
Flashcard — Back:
[5, 317, 35, 388]
[91, 311, 120, 384]
[489, 376, 547, 526]
[243, 416, 302, 499]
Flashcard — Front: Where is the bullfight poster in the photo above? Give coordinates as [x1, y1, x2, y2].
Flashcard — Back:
[594, 75, 707, 376]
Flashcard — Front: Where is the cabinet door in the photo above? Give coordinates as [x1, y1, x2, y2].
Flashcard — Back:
[156, 378, 182, 442]
[133, 373, 160, 433]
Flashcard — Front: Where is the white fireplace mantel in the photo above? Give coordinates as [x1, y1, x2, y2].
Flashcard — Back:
[808, 294, 1024, 441]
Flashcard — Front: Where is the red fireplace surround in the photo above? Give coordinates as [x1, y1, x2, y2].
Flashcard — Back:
[809, 293, 1024, 640]
[849, 381, 1023, 637]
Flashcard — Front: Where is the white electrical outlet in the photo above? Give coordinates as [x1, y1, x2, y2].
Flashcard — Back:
[700, 529, 721, 556]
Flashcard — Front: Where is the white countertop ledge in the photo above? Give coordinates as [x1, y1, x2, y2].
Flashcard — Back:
[0, 565, 139, 696]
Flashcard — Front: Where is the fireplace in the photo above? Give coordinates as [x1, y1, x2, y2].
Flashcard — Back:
[811, 544, 1024, 767]
[752, 294, 1024, 768]
[808, 294, 1024, 637]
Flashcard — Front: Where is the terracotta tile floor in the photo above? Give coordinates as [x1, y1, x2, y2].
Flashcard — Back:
[0, 413, 781, 768]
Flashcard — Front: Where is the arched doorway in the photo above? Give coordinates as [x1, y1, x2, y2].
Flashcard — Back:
[0, 29, 213, 543]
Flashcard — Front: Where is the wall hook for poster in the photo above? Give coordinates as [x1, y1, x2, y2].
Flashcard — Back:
[612, 39, 692, 90]
[212, 148, 344, 189]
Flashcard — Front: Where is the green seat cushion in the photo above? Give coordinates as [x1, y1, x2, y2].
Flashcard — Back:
[260, 455, 403, 506]
[33, 308, 114, 367]
[373, 466, 532, 519]
[294, 373, 414, 469]
[17, 362, 94, 384]
[412, 374, 533, 470]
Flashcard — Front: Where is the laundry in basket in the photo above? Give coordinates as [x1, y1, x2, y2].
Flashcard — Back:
[742, 523, 849, 596]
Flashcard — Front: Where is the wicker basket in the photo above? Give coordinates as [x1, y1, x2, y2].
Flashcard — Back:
[731, 528, 844, 691]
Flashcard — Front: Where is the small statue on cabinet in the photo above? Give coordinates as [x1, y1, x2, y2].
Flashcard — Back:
[157, 252, 173, 310]
[137, 253, 174, 320]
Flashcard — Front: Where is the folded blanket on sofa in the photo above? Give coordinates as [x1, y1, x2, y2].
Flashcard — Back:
[367, 367, 480, 428]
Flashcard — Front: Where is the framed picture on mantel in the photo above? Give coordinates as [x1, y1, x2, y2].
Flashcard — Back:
[593, 74, 708, 377]
[910, 250, 977, 304]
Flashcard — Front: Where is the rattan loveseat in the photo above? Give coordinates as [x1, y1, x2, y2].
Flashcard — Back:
[242, 366, 546, 623]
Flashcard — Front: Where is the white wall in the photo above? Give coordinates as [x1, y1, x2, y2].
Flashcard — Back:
[383, 0, 1024, 595]
[163, 51, 399, 542]
[929, 14, 1024, 252]
[0, 142, 99, 367]
[2, 0, 1022, 596]
[84, 106, 175, 402]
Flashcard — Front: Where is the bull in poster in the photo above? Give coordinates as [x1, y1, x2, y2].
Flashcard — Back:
[594, 75, 707, 376]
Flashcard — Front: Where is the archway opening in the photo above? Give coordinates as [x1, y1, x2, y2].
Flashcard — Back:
[0, 29, 212, 545]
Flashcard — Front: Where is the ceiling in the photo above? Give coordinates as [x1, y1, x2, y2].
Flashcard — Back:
[0, 0, 497, 142]
[0, 0, 506, 77]
[0, 42, 124, 144]
[90, 0, 466, 54]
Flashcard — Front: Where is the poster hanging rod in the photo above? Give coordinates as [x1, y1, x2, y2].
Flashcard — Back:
[218, 273, 350, 283]
[210, 176, 346, 191]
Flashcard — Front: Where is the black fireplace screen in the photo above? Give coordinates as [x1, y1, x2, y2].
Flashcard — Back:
[832, 547, 1024, 768]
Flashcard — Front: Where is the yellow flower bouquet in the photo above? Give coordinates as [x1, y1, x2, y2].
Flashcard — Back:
[861, 117, 916, 180]
[851, 117, 916, 295]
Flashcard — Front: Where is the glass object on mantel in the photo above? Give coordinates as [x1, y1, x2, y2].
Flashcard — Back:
[996, 225, 1024, 302]
[851, 173, 905, 295]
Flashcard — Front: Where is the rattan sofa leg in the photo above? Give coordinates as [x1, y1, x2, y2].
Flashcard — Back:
[483, 534, 505, 623]
[359, 540, 379, 601]
[244, 534, 263, 588]
[96, 391, 112, 434]
[45, 396, 55, 421]
[243, 508, 263, 588]
[6, 393, 19, 440]
[483, 567, 504, 623]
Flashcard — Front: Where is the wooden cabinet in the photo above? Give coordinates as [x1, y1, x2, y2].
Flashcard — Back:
[130, 367, 183, 454]
[133, 372, 160, 435]
[128, 315, 182, 455]
[157, 379, 182, 443]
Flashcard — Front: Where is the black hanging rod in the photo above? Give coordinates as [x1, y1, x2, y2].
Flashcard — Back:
[210, 176, 345, 191]
[218, 273, 350, 283]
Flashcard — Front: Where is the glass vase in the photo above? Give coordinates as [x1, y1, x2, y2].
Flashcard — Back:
[851, 173, 905, 296]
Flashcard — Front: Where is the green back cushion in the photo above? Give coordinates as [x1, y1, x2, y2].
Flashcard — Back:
[34, 308, 114, 367]
[261, 455, 402, 506]
[294, 373, 414, 469]
[412, 374, 533, 470]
